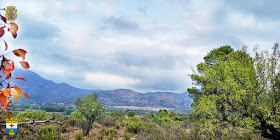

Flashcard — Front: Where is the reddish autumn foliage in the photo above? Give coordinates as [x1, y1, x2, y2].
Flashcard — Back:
[0, 10, 30, 115]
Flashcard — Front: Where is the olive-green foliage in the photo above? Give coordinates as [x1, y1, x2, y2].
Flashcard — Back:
[173, 113, 188, 121]
[75, 93, 104, 136]
[75, 131, 83, 140]
[68, 112, 84, 127]
[18, 127, 35, 140]
[40, 105, 66, 112]
[123, 117, 145, 134]
[100, 111, 125, 128]
[64, 108, 75, 115]
[157, 109, 168, 118]
[16, 110, 50, 122]
[110, 110, 125, 118]
[127, 111, 135, 117]
[187, 121, 254, 140]
[123, 132, 131, 140]
[98, 128, 116, 140]
[152, 117, 165, 125]
[37, 125, 66, 140]
[133, 116, 188, 140]
[188, 44, 280, 139]
[144, 113, 155, 119]
[169, 111, 176, 118]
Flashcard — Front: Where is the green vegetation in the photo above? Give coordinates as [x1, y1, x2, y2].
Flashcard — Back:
[16, 110, 50, 122]
[37, 125, 66, 140]
[74, 93, 104, 136]
[188, 44, 280, 139]
[14, 100, 261, 140]
[7, 44, 280, 139]
[127, 111, 135, 117]
[40, 105, 66, 112]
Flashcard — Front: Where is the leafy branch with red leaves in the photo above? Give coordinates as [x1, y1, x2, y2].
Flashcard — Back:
[0, 8, 30, 116]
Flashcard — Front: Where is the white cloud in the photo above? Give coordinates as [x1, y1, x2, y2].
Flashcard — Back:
[1, 0, 280, 93]
[85, 72, 141, 90]
[227, 11, 275, 32]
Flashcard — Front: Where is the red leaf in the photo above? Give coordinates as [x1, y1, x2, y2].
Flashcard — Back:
[0, 15, 6, 23]
[11, 61, 15, 71]
[0, 94, 7, 107]
[4, 40, 8, 51]
[2, 89, 10, 97]
[22, 92, 29, 99]
[2, 61, 11, 71]
[15, 78, 26, 81]
[2, 100, 12, 112]
[20, 61, 30, 69]
[1, 61, 14, 76]
[8, 28, 17, 38]
[5, 73, 11, 80]
[0, 28, 4, 37]
[8, 22, 18, 32]
[13, 49, 27, 60]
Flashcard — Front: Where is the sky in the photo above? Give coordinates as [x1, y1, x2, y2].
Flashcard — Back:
[0, 0, 279, 93]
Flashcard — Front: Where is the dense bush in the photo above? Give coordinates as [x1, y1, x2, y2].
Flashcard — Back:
[41, 106, 66, 112]
[75, 131, 83, 140]
[127, 111, 135, 117]
[110, 110, 125, 118]
[98, 128, 116, 140]
[153, 117, 165, 125]
[16, 110, 50, 122]
[37, 125, 66, 140]
[100, 111, 125, 128]
[64, 108, 75, 115]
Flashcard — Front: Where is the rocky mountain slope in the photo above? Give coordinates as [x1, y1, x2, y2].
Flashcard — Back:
[11, 69, 192, 109]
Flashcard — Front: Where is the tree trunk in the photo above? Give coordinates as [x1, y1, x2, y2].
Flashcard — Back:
[257, 116, 280, 139]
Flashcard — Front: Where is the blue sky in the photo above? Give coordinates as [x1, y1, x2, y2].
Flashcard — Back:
[0, 0, 279, 93]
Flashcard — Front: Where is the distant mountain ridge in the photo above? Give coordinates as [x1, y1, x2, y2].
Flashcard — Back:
[12, 69, 192, 109]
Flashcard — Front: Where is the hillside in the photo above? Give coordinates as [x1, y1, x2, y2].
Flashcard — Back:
[11, 69, 192, 109]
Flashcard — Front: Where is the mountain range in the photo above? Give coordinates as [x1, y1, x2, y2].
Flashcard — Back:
[10, 69, 192, 109]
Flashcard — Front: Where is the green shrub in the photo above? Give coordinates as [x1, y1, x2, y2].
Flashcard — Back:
[111, 110, 125, 118]
[127, 111, 135, 117]
[64, 108, 75, 115]
[18, 128, 34, 140]
[68, 112, 84, 127]
[102, 115, 115, 127]
[144, 113, 155, 119]
[16, 110, 50, 122]
[98, 128, 116, 140]
[37, 125, 65, 140]
[41, 106, 66, 112]
[75, 131, 83, 140]
[153, 117, 165, 125]
[123, 132, 131, 140]
[169, 111, 176, 118]
[123, 117, 145, 134]
[157, 109, 169, 118]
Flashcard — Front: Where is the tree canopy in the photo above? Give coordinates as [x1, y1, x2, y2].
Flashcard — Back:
[75, 93, 104, 136]
[188, 44, 280, 139]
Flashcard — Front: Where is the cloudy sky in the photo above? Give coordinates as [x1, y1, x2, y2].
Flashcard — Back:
[0, 0, 279, 93]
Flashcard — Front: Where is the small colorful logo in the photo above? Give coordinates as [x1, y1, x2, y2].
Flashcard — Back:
[5, 6, 17, 21]
[5, 117, 17, 135]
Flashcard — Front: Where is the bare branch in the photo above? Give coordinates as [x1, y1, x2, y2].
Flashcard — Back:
[0, 114, 67, 126]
